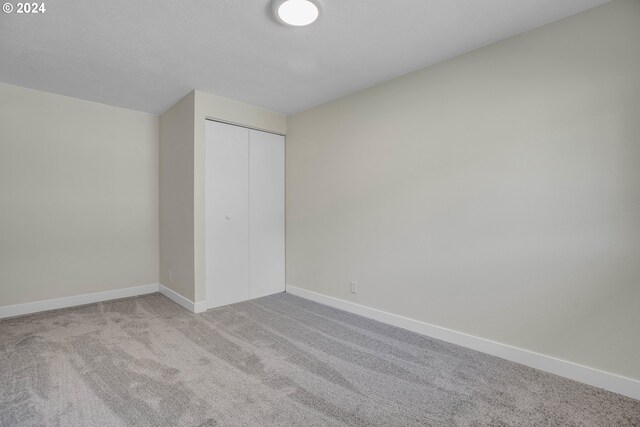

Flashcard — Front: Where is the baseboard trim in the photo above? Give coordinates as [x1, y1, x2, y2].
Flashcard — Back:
[0, 282, 208, 320]
[158, 285, 207, 314]
[0, 283, 160, 319]
[286, 285, 640, 401]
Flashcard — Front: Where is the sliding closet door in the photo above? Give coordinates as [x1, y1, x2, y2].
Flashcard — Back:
[249, 129, 285, 298]
[206, 121, 250, 308]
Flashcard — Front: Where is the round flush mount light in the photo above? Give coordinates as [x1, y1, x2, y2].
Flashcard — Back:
[273, 0, 322, 27]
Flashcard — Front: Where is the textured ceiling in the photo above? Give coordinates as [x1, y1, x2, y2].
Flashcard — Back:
[0, 0, 609, 115]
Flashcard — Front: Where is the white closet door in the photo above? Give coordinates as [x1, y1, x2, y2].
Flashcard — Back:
[206, 121, 250, 308]
[249, 129, 285, 298]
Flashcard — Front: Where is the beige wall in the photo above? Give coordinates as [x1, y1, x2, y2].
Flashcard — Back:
[159, 90, 285, 303]
[159, 92, 195, 300]
[0, 82, 159, 306]
[286, 0, 640, 381]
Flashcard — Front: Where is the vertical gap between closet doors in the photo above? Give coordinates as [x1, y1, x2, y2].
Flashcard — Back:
[247, 129, 251, 299]
[282, 134, 286, 295]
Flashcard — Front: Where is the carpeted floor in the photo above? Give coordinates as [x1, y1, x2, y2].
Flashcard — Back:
[1, 293, 638, 426]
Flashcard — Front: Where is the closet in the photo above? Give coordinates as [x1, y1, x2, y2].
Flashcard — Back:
[205, 120, 285, 308]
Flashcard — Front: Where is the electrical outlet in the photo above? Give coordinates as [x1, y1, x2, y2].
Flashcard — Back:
[169, 270, 172, 283]
[350, 281, 358, 294]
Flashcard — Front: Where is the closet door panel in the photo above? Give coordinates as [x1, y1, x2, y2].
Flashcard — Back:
[249, 129, 285, 298]
[206, 121, 250, 308]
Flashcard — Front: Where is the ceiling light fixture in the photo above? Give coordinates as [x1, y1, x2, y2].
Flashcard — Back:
[273, 0, 321, 27]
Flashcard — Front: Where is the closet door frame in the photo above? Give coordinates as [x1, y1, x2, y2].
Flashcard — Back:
[204, 118, 286, 310]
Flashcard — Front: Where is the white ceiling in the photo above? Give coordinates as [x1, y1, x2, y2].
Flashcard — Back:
[0, 0, 608, 115]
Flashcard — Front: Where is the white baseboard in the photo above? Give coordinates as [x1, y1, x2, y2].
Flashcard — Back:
[286, 285, 640, 401]
[158, 284, 207, 314]
[0, 283, 160, 319]
[0, 282, 208, 320]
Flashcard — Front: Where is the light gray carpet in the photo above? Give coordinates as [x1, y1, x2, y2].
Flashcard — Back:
[1, 293, 638, 426]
